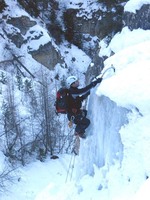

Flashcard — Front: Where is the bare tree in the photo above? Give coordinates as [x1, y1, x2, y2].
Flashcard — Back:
[2, 79, 27, 165]
[0, 166, 15, 193]
[37, 71, 59, 158]
[0, 61, 73, 166]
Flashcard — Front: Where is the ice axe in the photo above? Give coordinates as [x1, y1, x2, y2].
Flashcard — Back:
[94, 65, 115, 81]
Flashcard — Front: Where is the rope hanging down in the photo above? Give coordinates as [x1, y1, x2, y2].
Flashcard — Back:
[65, 151, 76, 183]
[65, 136, 80, 183]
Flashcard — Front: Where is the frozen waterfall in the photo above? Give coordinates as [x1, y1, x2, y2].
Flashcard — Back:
[76, 90, 129, 179]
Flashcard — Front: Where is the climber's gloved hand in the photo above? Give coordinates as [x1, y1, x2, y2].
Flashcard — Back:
[91, 81, 97, 87]
[96, 77, 103, 83]
[91, 77, 103, 87]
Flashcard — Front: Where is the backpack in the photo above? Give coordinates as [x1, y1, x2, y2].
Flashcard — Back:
[55, 88, 70, 114]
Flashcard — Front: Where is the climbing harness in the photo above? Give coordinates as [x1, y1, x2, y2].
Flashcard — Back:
[68, 116, 75, 128]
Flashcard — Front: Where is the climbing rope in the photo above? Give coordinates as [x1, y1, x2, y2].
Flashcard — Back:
[69, 153, 76, 181]
[72, 135, 80, 156]
[65, 151, 76, 183]
[65, 136, 80, 183]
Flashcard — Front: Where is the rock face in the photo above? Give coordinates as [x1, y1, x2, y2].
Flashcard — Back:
[63, 7, 123, 48]
[6, 16, 36, 48]
[0, 0, 7, 12]
[123, 4, 150, 30]
[4, 15, 62, 70]
[1, 1, 150, 72]
[4, 0, 124, 72]
[29, 42, 63, 70]
[7, 16, 36, 35]
[62, 2, 124, 77]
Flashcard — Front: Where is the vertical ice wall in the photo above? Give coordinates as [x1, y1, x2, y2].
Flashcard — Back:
[76, 89, 129, 179]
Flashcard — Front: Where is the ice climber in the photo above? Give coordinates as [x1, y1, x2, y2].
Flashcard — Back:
[66, 76, 102, 138]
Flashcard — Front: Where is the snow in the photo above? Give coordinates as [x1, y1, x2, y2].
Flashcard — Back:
[134, 178, 150, 200]
[124, 0, 150, 13]
[4, 0, 29, 17]
[25, 25, 52, 51]
[59, 42, 91, 73]
[0, 152, 5, 171]
[1, 155, 71, 200]
[99, 27, 150, 56]
[0, 0, 150, 200]
[98, 39, 150, 114]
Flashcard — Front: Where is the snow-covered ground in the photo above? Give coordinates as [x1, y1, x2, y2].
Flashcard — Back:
[1, 0, 150, 200]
